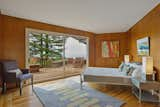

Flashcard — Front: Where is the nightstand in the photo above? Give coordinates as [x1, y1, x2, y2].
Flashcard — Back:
[131, 78, 160, 103]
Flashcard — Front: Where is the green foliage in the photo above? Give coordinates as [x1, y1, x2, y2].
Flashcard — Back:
[29, 33, 64, 67]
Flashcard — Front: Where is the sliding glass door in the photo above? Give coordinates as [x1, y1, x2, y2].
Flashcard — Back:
[64, 37, 87, 77]
[26, 28, 88, 83]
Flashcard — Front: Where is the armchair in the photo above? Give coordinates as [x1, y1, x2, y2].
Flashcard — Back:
[0, 60, 33, 95]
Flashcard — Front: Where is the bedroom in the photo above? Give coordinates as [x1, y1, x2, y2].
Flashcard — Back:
[0, 0, 160, 107]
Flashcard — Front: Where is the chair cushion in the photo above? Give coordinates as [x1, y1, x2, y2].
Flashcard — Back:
[17, 73, 33, 81]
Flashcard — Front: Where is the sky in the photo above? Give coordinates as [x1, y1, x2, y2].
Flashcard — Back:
[65, 37, 87, 59]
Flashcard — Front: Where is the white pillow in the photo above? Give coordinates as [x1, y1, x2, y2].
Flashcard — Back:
[131, 67, 142, 79]
[118, 62, 125, 72]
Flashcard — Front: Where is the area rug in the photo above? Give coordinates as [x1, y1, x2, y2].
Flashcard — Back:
[33, 80, 125, 107]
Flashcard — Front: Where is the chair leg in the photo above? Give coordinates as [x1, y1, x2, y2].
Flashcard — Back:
[16, 81, 18, 87]
[2, 82, 7, 94]
[31, 77, 33, 91]
[20, 81, 23, 96]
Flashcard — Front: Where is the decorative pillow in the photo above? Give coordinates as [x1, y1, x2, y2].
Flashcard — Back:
[122, 64, 130, 74]
[119, 62, 125, 72]
[8, 69, 22, 76]
[127, 66, 136, 76]
[131, 67, 142, 79]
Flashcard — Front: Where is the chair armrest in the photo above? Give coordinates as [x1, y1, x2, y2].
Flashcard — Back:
[21, 69, 30, 74]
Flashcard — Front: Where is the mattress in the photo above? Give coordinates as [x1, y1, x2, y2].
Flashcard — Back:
[81, 67, 132, 86]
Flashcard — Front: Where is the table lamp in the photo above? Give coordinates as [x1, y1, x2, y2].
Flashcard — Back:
[142, 56, 154, 81]
[124, 55, 130, 63]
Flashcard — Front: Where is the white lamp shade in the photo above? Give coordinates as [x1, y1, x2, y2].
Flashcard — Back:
[142, 56, 153, 75]
[124, 55, 130, 63]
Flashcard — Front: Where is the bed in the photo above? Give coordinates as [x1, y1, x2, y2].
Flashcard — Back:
[80, 67, 132, 87]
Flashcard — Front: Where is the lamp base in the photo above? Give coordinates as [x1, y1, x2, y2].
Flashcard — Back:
[146, 75, 154, 81]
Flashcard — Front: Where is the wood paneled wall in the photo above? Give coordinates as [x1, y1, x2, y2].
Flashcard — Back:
[95, 33, 129, 67]
[1, 15, 95, 68]
[0, 14, 130, 69]
[0, 11, 3, 57]
[128, 4, 160, 79]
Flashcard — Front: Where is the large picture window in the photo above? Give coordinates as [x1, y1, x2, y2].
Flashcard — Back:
[26, 28, 88, 82]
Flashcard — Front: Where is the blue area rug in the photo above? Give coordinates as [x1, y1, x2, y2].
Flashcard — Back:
[33, 80, 125, 107]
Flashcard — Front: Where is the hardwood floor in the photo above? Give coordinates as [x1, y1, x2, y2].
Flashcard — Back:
[0, 76, 159, 107]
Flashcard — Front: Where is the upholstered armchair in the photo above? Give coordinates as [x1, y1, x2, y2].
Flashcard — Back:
[0, 60, 33, 95]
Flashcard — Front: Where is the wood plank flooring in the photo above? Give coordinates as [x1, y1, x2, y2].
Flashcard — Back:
[0, 76, 159, 107]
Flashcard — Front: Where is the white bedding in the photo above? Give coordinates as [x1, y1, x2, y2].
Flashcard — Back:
[81, 67, 132, 86]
